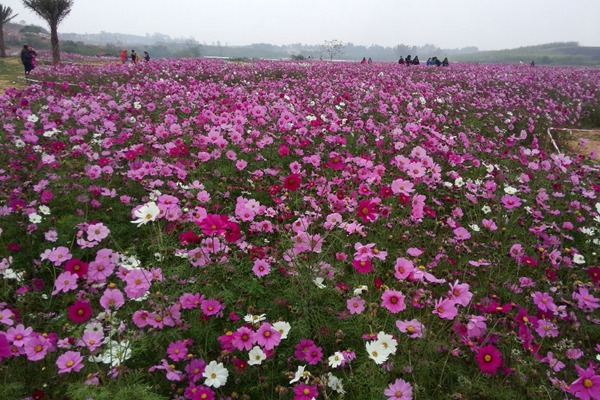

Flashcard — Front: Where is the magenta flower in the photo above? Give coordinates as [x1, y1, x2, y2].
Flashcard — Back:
[64, 258, 89, 278]
[394, 257, 415, 280]
[384, 377, 413, 400]
[448, 281, 473, 307]
[185, 358, 207, 383]
[67, 300, 93, 324]
[347, 296, 366, 315]
[381, 289, 407, 314]
[0, 309, 14, 326]
[200, 298, 223, 316]
[56, 351, 84, 374]
[293, 383, 318, 400]
[453, 227, 471, 241]
[570, 364, 600, 400]
[476, 344, 502, 375]
[167, 340, 189, 362]
[5, 323, 33, 347]
[0, 334, 11, 361]
[232, 326, 256, 351]
[255, 323, 281, 350]
[123, 268, 152, 299]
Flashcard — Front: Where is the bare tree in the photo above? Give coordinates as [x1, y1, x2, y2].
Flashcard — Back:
[0, 4, 18, 57]
[321, 39, 346, 61]
[22, 0, 73, 64]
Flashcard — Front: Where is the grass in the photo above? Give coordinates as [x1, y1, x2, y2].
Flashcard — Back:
[0, 56, 28, 93]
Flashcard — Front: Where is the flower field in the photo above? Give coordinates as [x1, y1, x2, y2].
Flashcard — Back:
[0, 58, 599, 399]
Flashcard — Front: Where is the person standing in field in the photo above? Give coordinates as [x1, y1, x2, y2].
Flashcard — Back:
[120, 49, 128, 64]
[144, 51, 150, 62]
[20, 44, 34, 75]
[29, 45, 38, 68]
[131, 49, 137, 64]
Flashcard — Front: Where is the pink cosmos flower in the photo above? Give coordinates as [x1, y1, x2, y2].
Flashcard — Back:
[51, 271, 78, 295]
[384, 377, 413, 400]
[255, 323, 281, 351]
[123, 268, 152, 299]
[532, 291, 557, 314]
[24, 334, 51, 361]
[396, 319, 425, 338]
[432, 298, 458, 320]
[293, 383, 318, 400]
[99, 288, 125, 310]
[56, 351, 84, 374]
[185, 385, 214, 400]
[381, 289, 407, 314]
[535, 319, 559, 338]
[185, 358, 207, 383]
[167, 340, 188, 362]
[541, 351, 565, 372]
[47, 246, 72, 266]
[570, 364, 600, 400]
[347, 296, 366, 315]
[197, 214, 228, 236]
[201, 299, 223, 316]
[501, 194, 522, 209]
[5, 324, 32, 347]
[232, 326, 256, 351]
[453, 227, 471, 241]
[77, 331, 104, 352]
[448, 281, 473, 307]
[476, 344, 502, 375]
[86, 222, 110, 242]
[252, 259, 271, 278]
[394, 257, 415, 280]
[573, 287, 600, 311]
[352, 258, 374, 274]
[0, 309, 14, 326]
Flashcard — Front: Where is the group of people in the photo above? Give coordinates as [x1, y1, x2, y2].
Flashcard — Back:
[20, 44, 38, 75]
[120, 49, 150, 64]
[398, 55, 449, 67]
[360, 57, 373, 64]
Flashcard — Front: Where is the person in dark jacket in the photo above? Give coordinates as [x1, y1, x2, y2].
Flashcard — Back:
[143, 51, 150, 62]
[21, 44, 34, 75]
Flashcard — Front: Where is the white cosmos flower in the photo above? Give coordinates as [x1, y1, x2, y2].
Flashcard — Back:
[38, 205, 51, 215]
[376, 331, 398, 355]
[131, 202, 160, 226]
[202, 360, 229, 388]
[27, 114, 39, 123]
[313, 277, 326, 289]
[504, 185, 518, 194]
[244, 313, 266, 324]
[481, 205, 492, 214]
[29, 213, 42, 224]
[572, 254, 586, 265]
[248, 346, 266, 366]
[366, 340, 390, 365]
[328, 351, 344, 368]
[290, 365, 311, 384]
[324, 372, 346, 394]
[272, 321, 291, 339]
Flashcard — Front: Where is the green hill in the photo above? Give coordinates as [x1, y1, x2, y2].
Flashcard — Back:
[453, 42, 600, 66]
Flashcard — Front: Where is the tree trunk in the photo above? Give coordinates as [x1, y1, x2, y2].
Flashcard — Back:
[50, 22, 60, 64]
[0, 23, 5, 58]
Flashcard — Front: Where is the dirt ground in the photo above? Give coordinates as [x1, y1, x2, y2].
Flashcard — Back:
[558, 129, 600, 161]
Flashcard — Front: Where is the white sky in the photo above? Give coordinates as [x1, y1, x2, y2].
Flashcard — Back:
[4, 0, 600, 50]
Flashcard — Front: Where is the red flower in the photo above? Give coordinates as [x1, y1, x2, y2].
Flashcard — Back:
[283, 173, 302, 192]
[67, 300, 92, 323]
[476, 344, 503, 375]
[356, 200, 377, 223]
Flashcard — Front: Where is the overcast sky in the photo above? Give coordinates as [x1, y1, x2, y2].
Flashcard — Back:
[4, 0, 599, 50]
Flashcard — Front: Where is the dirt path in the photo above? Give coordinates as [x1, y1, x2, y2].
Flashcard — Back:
[556, 129, 600, 160]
